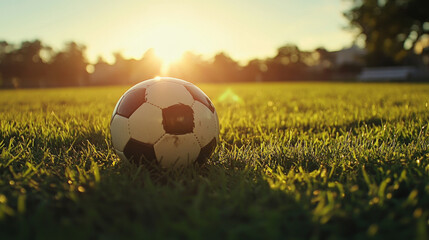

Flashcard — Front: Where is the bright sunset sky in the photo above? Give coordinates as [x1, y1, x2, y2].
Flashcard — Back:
[1, 0, 354, 64]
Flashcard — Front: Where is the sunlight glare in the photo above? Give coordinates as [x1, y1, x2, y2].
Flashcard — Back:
[125, 6, 205, 75]
[153, 47, 182, 75]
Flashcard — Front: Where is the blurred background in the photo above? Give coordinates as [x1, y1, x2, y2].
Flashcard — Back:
[0, 0, 428, 88]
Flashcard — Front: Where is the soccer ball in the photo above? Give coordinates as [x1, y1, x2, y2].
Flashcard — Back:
[110, 77, 219, 168]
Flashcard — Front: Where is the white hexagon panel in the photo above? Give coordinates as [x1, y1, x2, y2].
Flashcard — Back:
[156, 77, 191, 85]
[110, 115, 130, 152]
[146, 81, 194, 108]
[126, 78, 158, 92]
[128, 103, 165, 144]
[154, 133, 201, 168]
[192, 101, 218, 147]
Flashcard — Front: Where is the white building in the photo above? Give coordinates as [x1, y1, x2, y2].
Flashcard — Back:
[334, 45, 366, 66]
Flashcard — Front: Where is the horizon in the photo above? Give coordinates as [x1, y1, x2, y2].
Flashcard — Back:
[1, 0, 355, 66]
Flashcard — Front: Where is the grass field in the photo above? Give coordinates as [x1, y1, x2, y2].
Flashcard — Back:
[0, 82, 428, 239]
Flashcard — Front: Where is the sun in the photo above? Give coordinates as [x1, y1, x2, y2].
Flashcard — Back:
[112, 3, 221, 75]
[142, 21, 195, 75]
[152, 45, 183, 75]
[128, 13, 199, 75]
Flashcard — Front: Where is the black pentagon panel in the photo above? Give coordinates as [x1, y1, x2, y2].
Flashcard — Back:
[162, 104, 194, 135]
[123, 138, 157, 164]
[116, 88, 147, 118]
[184, 85, 215, 113]
[195, 137, 217, 165]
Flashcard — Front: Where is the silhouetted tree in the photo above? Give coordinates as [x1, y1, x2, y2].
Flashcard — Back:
[168, 52, 212, 83]
[344, 0, 429, 66]
[91, 56, 113, 85]
[265, 44, 308, 81]
[0, 41, 10, 58]
[19, 40, 47, 86]
[0, 40, 48, 87]
[131, 48, 162, 83]
[211, 52, 241, 82]
[241, 59, 266, 82]
[313, 47, 336, 80]
[0, 41, 14, 87]
[50, 42, 89, 86]
[91, 49, 162, 85]
[112, 52, 133, 84]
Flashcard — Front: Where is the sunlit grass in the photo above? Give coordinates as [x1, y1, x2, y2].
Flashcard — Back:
[0, 83, 428, 239]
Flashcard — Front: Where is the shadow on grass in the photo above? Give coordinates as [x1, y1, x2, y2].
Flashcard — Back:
[1, 154, 427, 240]
[0, 157, 315, 240]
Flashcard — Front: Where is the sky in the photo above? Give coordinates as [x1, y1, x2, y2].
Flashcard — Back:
[0, 0, 355, 65]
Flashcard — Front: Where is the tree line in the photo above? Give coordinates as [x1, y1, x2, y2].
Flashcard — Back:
[0, 39, 357, 88]
[0, 40, 90, 88]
